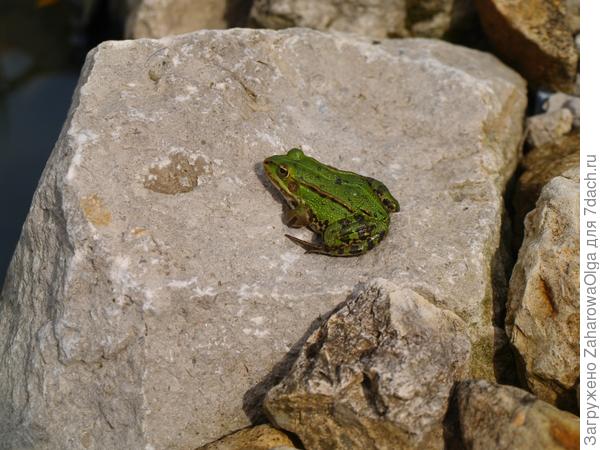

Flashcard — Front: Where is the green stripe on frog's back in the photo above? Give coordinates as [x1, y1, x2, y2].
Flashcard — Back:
[296, 184, 352, 232]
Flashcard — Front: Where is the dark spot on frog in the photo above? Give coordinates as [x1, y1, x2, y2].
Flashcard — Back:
[378, 231, 386, 241]
[143, 152, 209, 195]
[383, 198, 394, 209]
[358, 226, 373, 239]
[372, 40, 381, 45]
[335, 177, 343, 185]
[367, 239, 376, 250]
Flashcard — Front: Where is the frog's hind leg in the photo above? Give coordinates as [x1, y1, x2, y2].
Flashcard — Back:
[285, 215, 390, 256]
[327, 218, 388, 256]
[310, 215, 389, 256]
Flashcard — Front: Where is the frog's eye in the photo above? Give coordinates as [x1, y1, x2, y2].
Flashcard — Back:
[278, 165, 289, 178]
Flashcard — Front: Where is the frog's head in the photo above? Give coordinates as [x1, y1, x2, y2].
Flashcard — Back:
[263, 148, 305, 206]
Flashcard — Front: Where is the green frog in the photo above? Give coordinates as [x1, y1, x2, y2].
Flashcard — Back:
[263, 148, 399, 256]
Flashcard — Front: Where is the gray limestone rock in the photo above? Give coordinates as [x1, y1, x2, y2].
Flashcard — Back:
[525, 108, 573, 148]
[0, 29, 525, 449]
[448, 380, 580, 450]
[544, 92, 580, 128]
[507, 170, 579, 412]
[264, 279, 471, 450]
[250, 0, 478, 40]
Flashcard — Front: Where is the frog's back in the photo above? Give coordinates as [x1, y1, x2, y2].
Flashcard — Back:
[294, 157, 391, 225]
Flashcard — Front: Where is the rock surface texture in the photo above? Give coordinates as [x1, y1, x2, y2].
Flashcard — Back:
[251, 0, 477, 39]
[0, 29, 525, 449]
[196, 424, 297, 450]
[126, 0, 252, 38]
[448, 380, 580, 450]
[475, 0, 579, 93]
[507, 169, 579, 412]
[544, 92, 580, 128]
[265, 279, 471, 450]
[525, 109, 573, 149]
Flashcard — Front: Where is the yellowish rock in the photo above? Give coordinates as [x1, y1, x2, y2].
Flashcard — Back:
[507, 168, 579, 412]
[450, 380, 579, 450]
[196, 424, 297, 450]
[476, 0, 579, 93]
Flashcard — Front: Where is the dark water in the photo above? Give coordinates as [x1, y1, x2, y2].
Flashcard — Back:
[0, 1, 121, 286]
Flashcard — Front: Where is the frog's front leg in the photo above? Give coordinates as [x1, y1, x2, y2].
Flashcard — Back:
[286, 214, 389, 256]
[283, 204, 311, 228]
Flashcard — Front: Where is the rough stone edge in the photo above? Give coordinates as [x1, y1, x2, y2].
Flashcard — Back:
[0, 45, 101, 448]
[0, 44, 149, 449]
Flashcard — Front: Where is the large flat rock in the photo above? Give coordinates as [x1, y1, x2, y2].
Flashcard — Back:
[0, 29, 525, 449]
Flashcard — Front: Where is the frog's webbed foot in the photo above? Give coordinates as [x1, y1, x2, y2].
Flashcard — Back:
[285, 233, 378, 257]
[285, 237, 371, 256]
[284, 234, 325, 253]
[286, 214, 390, 257]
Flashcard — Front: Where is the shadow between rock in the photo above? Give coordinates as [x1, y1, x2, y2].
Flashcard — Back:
[241, 288, 356, 424]
[491, 193, 519, 386]
[442, 382, 467, 450]
[224, 0, 254, 27]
